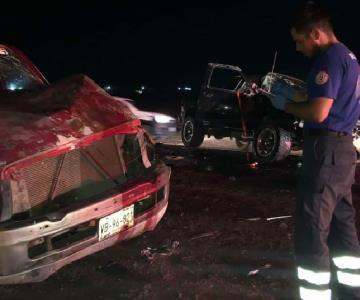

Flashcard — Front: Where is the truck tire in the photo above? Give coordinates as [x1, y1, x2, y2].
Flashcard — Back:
[253, 123, 291, 163]
[181, 116, 204, 147]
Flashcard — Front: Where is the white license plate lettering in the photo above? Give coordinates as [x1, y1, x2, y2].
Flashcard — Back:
[98, 205, 134, 241]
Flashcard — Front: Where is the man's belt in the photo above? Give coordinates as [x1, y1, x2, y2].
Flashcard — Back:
[304, 128, 350, 137]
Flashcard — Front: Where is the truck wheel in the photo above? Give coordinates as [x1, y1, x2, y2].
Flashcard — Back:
[181, 117, 204, 147]
[253, 124, 291, 163]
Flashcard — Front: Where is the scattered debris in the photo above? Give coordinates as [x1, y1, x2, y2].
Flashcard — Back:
[240, 217, 261, 222]
[248, 269, 260, 276]
[266, 215, 292, 221]
[141, 241, 180, 260]
[247, 263, 272, 276]
[238, 215, 293, 222]
[189, 231, 220, 241]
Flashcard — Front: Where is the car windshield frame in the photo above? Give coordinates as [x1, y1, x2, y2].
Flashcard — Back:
[207, 64, 245, 94]
[0, 46, 46, 92]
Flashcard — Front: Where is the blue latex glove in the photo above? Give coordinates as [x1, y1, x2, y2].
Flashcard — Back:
[271, 80, 295, 100]
[269, 93, 289, 110]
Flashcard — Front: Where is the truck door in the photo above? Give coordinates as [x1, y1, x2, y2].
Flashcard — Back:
[198, 64, 244, 127]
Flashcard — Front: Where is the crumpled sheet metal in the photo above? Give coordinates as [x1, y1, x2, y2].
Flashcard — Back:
[0, 74, 139, 167]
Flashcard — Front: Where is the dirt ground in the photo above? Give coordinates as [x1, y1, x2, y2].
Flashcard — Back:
[1, 137, 360, 300]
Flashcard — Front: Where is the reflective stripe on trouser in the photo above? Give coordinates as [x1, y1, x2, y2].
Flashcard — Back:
[295, 135, 359, 270]
[299, 287, 331, 300]
[333, 256, 360, 287]
[295, 135, 360, 298]
[297, 266, 331, 300]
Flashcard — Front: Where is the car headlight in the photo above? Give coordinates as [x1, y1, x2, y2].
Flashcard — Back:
[154, 115, 173, 124]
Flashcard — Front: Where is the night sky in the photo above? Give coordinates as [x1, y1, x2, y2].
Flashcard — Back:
[1, 1, 359, 97]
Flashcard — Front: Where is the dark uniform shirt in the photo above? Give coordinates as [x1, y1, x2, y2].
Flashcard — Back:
[305, 42, 360, 134]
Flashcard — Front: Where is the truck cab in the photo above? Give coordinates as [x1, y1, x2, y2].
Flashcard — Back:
[180, 63, 302, 163]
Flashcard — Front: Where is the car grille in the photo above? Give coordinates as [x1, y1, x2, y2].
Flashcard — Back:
[10, 135, 138, 214]
[22, 136, 121, 208]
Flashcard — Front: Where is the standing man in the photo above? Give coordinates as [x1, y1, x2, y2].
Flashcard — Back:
[269, 2, 360, 299]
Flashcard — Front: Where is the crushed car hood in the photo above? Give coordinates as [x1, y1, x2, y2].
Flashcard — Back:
[0, 74, 139, 166]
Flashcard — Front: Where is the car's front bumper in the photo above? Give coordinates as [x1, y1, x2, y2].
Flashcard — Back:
[0, 164, 170, 284]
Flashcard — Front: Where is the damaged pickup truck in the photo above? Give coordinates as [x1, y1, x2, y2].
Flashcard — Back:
[181, 63, 360, 163]
[0, 45, 170, 284]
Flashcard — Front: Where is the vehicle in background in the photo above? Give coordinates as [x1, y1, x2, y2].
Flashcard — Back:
[180, 63, 360, 162]
[0, 44, 171, 284]
[180, 63, 302, 163]
[114, 97, 177, 142]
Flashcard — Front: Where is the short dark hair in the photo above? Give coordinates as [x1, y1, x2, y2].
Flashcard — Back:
[292, 1, 333, 34]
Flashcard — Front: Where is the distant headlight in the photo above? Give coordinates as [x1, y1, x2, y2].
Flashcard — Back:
[154, 115, 173, 123]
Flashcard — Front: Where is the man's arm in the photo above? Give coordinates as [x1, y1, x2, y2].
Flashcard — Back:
[284, 97, 333, 123]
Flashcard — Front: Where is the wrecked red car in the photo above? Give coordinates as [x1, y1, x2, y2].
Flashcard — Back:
[0, 45, 171, 284]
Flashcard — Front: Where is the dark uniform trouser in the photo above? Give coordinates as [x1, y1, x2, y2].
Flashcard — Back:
[295, 134, 360, 300]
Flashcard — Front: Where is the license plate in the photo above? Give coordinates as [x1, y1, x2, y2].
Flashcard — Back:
[168, 127, 176, 132]
[98, 205, 134, 241]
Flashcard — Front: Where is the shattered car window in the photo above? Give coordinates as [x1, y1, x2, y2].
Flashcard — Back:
[209, 68, 243, 91]
[0, 51, 43, 91]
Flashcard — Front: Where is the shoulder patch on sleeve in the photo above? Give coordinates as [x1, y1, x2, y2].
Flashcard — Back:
[315, 71, 329, 85]
[349, 53, 357, 60]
